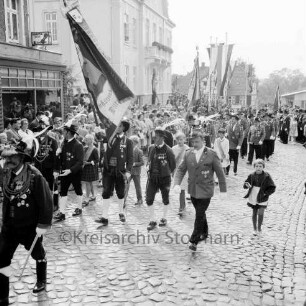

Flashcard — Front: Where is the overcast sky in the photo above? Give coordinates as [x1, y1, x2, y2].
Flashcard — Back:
[168, 0, 306, 79]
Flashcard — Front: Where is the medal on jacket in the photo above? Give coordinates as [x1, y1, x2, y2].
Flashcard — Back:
[202, 170, 209, 178]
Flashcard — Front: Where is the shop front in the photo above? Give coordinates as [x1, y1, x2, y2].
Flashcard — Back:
[0, 43, 67, 131]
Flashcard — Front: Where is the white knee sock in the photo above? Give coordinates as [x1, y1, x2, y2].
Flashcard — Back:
[77, 195, 83, 210]
[59, 196, 67, 214]
[118, 198, 124, 214]
[148, 205, 156, 222]
[102, 198, 110, 219]
[163, 205, 169, 219]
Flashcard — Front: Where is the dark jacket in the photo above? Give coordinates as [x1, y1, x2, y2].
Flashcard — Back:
[1, 164, 53, 229]
[243, 171, 276, 203]
[131, 147, 144, 176]
[34, 135, 58, 170]
[57, 138, 84, 174]
[104, 135, 133, 173]
[147, 143, 176, 178]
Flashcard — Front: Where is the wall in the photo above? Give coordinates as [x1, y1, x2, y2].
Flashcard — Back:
[294, 92, 306, 109]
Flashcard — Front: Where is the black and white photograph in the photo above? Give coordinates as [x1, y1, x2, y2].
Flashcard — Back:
[0, 0, 305, 305]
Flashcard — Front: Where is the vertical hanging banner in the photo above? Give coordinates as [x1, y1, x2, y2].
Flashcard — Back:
[274, 85, 280, 111]
[65, 6, 134, 139]
[187, 51, 200, 108]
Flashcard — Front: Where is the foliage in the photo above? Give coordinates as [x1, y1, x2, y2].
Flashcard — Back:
[257, 68, 306, 105]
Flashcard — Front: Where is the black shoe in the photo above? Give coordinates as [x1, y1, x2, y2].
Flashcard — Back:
[95, 217, 108, 226]
[246, 161, 251, 165]
[241, 156, 245, 159]
[267, 158, 269, 161]
[159, 218, 167, 227]
[234, 172, 237, 176]
[186, 197, 191, 200]
[119, 213, 126, 222]
[135, 200, 143, 205]
[33, 281, 46, 293]
[147, 221, 157, 231]
[53, 212, 65, 221]
[189, 243, 197, 251]
[72, 208, 82, 216]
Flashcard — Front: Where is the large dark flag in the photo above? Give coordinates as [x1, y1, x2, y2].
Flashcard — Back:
[274, 85, 280, 111]
[65, 6, 134, 139]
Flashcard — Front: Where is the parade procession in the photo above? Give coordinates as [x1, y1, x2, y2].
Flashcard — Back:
[0, 0, 306, 305]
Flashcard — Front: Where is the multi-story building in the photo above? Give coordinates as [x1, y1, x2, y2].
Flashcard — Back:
[32, 0, 175, 105]
[0, 0, 67, 131]
[227, 61, 257, 109]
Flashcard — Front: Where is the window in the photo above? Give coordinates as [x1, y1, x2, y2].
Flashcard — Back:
[133, 67, 137, 92]
[132, 18, 137, 45]
[159, 26, 163, 44]
[5, 0, 19, 42]
[153, 23, 157, 42]
[45, 12, 58, 43]
[125, 65, 129, 86]
[145, 19, 150, 46]
[124, 13, 129, 43]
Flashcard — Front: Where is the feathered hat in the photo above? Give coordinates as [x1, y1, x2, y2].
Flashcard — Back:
[1, 135, 39, 162]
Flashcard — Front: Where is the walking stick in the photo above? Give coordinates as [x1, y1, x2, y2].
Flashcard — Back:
[19, 234, 39, 280]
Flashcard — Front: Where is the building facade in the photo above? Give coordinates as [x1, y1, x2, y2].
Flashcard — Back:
[281, 90, 306, 109]
[227, 61, 257, 109]
[0, 0, 67, 131]
[32, 0, 175, 106]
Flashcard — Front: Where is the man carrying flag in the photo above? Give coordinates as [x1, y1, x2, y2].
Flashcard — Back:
[63, 5, 135, 224]
[95, 119, 133, 225]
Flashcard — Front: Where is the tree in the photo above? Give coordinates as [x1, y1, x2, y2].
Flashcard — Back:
[257, 68, 306, 105]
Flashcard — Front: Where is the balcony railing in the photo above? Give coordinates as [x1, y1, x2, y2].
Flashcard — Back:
[145, 46, 171, 66]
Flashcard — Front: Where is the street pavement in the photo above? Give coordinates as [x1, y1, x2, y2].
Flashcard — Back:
[5, 140, 306, 305]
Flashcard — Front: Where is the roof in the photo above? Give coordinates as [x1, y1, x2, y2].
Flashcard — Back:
[281, 89, 306, 97]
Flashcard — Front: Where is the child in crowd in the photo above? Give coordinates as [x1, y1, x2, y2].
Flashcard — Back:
[243, 159, 276, 235]
[172, 132, 189, 216]
[81, 134, 99, 206]
[130, 135, 144, 205]
[213, 128, 230, 175]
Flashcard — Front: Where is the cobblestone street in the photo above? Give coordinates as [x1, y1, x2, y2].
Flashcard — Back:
[7, 141, 306, 305]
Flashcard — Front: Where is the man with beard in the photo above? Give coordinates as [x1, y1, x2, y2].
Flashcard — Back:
[0, 136, 53, 305]
[34, 116, 59, 211]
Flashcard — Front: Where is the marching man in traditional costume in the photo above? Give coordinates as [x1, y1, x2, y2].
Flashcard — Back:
[34, 115, 59, 210]
[53, 122, 84, 221]
[95, 120, 133, 226]
[146, 127, 176, 230]
[0, 136, 53, 305]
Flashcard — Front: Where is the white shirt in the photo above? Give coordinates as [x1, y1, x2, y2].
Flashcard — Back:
[194, 145, 205, 163]
[157, 141, 165, 148]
